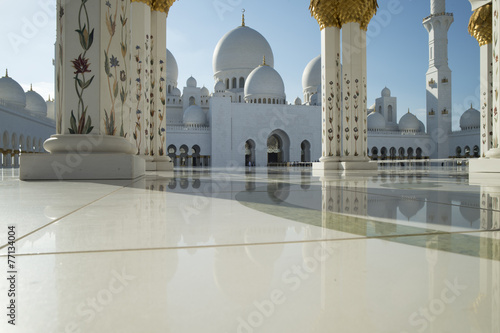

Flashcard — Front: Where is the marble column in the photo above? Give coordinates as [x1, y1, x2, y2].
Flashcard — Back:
[130, 1, 152, 160]
[20, 0, 175, 179]
[468, 1, 500, 173]
[480, 43, 493, 155]
[341, 22, 370, 168]
[148, 10, 172, 171]
[310, 0, 378, 172]
[20, 0, 144, 180]
[319, 26, 342, 170]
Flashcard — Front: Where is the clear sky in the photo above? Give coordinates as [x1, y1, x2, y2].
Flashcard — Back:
[0, 0, 480, 130]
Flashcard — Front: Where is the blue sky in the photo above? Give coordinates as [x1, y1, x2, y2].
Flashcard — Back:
[0, 0, 480, 130]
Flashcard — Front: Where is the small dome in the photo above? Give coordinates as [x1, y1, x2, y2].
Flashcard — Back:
[213, 25, 274, 76]
[183, 105, 206, 126]
[214, 80, 226, 93]
[166, 49, 178, 85]
[0, 71, 26, 108]
[460, 106, 480, 130]
[201, 86, 210, 97]
[368, 103, 376, 113]
[398, 111, 421, 132]
[381, 87, 391, 97]
[25, 87, 48, 116]
[172, 87, 181, 96]
[244, 63, 285, 101]
[367, 111, 386, 131]
[294, 97, 302, 105]
[302, 55, 321, 91]
[418, 120, 426, 133]
[186, 76, 197, 88]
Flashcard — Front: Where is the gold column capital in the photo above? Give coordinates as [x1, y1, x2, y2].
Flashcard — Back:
[468, 3, 492, 46]
[309, 0, 378, 31]
[131, 0, 177, 16]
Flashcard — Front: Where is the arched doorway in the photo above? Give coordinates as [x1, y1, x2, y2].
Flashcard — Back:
[301, 140, 311, 162]
[389, 147, 396, 160]
[416, 147, 423, 159]
[192, 145, 201, 167]
[380, 147, 388, 160]
[245, 140, 256, 166]
[267, 130, 290, 164]
[179, 144, 188, 166]
[267, 135, 281, 163]
[168, 145, 177, 166]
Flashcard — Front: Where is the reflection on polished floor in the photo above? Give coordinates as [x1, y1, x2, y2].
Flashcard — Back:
[0, 166, 499, 332]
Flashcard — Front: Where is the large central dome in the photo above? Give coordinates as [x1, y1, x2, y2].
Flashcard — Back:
[213, 25, 274, 76]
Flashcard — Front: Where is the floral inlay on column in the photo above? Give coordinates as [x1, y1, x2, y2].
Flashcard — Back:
[133, 45, 143, 154]
[149, 34, 155, 156]
[158, 58, 166, 156]
[56, 1, 64, 134]
[69, 0, 95, 134]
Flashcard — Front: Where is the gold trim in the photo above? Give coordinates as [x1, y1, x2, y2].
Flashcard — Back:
[131, 0, 176, 16]
[468, 3, 492, 46]
[309, 0, 378, 31]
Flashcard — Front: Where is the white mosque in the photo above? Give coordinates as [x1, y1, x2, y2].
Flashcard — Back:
[0, 2, 481, 169]
[0, 70, 55, 168]
[163, 8, 480, 167]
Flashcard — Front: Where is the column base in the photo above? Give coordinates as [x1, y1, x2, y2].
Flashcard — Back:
[485, 148, 500, 159]
[469, 158, 500, 180]
[313, 159, 377, 176]
[146, 159, 173, 171]
[340, 160, 378, 170]
[313, 156, 341, 170]
[20, 153, 145, 180]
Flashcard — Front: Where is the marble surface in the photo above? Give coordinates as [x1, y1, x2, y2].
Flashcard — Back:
[0, 166, 499, 332]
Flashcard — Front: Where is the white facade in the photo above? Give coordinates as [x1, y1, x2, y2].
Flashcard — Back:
[164, 4, 480, 167]
[0, 71, 55, 168]
[165, 19, 322, 167]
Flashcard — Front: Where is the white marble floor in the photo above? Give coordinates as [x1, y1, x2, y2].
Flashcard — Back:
[0, 166, 499, 333]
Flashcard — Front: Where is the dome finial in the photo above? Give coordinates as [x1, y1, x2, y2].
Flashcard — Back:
[262, 55, 267, 66]
[242, 9, 245, 26]
[4, 69, 8, 78]
[408, 108, 410, 113]
[471, 103, 473, 109]
[30, 83, 33, 91]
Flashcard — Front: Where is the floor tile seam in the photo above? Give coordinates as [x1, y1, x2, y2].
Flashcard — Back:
[0, 230, 470, 258]
[0, 184, 134, 250]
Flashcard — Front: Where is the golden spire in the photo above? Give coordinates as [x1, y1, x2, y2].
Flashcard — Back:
[242, 9, 245, 26]
[30, 84, 33, 91]
[408, 108, 410, 114]
[5, 69, 8, 78]
[262, 55, 267, 66]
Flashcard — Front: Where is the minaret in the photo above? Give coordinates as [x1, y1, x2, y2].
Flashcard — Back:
[423, 0, 453, 159]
